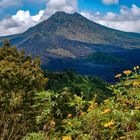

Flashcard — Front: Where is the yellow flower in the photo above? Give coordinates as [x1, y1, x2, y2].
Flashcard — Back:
[62, 136, 72, 140]
[136, 66, 139, 69]
[88, 103, 98, 110]
[123, 70, 132, 76]
[133, 81, 140, 87]
[115, 73, 122, 78]
[68, 122, 73, 126]
[101, 109, 111, 114]
[134, 67, 137, 71]
[104, 120, 114, 128]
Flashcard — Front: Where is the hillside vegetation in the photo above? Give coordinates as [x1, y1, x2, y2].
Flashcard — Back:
[0, 40, 140, 140]
[86, 52, 125, 65]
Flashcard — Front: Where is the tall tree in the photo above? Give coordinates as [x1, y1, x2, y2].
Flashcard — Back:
[0, 40, 47, 140]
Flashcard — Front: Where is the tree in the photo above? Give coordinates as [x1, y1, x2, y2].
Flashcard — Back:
[0, 40, 47, 140]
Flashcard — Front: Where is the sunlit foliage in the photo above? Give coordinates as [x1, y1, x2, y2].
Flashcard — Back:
[24, 66, 140, 140]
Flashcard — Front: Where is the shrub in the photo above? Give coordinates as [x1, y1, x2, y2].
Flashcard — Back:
[24, 66, 140, 140]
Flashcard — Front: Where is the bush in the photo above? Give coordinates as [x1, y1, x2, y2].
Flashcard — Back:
[24, 66, 140, 140]
[60, 66, 140, 140]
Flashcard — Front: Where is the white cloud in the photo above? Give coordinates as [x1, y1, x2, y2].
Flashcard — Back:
[131, 4, 140, 16]
[104, 12, 117, 20]
[32, 10, 45, 22]
[0, 0, 46, 19]
[0, 0, 78, 36]
[102, 0, 119, 5]
[0, 10, 45, 36]
[80, 4, 140, 33]
[43, 0, 78, 18]
[46, 0, 77, 13]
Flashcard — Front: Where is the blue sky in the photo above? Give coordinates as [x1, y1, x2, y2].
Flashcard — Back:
[80, 0, 139, 13]
[0, 0, 140, 35]
[1, 0, 140, 16]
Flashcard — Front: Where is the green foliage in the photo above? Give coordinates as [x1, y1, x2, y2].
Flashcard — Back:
[22, 132, 45, 140]
[59, 66, 140, 140]
[24, 66, 140, 140]
[0, 40, 47, 139]
[86, 51, 125, 65]
[46, 71, 112, 102]
[1, 40, 140, 140]
[30, 90, 74, 139]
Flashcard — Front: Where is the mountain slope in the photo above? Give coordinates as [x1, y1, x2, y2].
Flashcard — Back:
[24, 12, 140, 47]
[0, 12, 140, 81]
[1, 12, 140, 47]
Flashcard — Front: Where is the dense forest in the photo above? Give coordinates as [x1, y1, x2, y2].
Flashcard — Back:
[0, 40, 140, 140]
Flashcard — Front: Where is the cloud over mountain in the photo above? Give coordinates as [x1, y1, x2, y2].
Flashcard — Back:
[0, 10, 45, 36]
[81, 4, 140, 33]
[45, 0, 78, 14]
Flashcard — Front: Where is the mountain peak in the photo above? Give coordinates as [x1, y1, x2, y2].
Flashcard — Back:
[73, 12, 82, 16]
[48, 11, 72, 21]
[51, 11, 82, 19]
[53, 11, 68, 16]
[47, 11, 86, 25]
